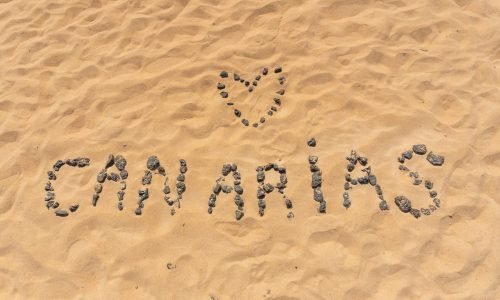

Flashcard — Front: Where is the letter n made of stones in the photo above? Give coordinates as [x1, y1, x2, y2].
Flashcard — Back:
[135, 156, 188, 216]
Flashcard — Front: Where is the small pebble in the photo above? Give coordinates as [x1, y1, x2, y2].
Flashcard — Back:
[427, 152, 445, 166]
[307, 138, 317, 147]
[220, 91, 228, 98]
[55, 209, 69, 217]
[274, 67, 282, 73]
[220, 70, 228, 78]
[413, 144, 427, 155]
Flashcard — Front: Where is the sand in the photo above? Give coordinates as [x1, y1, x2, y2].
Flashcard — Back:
[1, 0, 499, 299]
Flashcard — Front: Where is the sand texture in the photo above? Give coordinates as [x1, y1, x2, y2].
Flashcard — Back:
[1, 0, 500, 299]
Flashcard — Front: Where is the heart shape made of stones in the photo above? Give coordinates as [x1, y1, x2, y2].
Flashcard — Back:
[216, 66, 286, 128]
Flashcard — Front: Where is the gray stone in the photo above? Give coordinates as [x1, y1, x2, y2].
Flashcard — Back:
[368, 174, 377, 186]
[308, 156, 318, 165]
[222, 164, 232, 176]
[97, 170, 107, 183]
[235, 210, 244, 221]
[119, 170, 128, 180]
[285, 198, 293, 209]
[379, 200, 389, 211]
[429, 191, 437, 198]
[318, 201, 326, 213]
[69, 204, 79, 212]
[312, 172, 322, 188]
[220, 70, 228, 78]
[55, 209, 69, 217]
[427, 152, 445, 166]
[118, 202, 123, 211]
[142, 170, 152, 185]
[257, 171, 265, 182]
[48, 171, 57, 180]
[344, 182, 350, 191]
[421, 208, 431, 215]
[115, 155, 127, 171]
[358, 157, 368, 166]
[257, 188, 266, 199]
[242, 119, 249, 126]
[234, 185, 243, 195]
[234, 73, 240, 81]
[92, 194, 99, 206]
[222, 185, 233, 193]
[347, 163, 355, 172]
[53, 160, 65, 171]
[177, 174, 185, 182]
[220, 91, 228, 98]
[147, 156, 160, 171]
[410, 208, 421, 219]
[176, 182, 186, 193]
[399, 165, 409, 171]
[413, 144, 427, 155]
[163, 185, 171, 194]
[395, 196, 412, 213]
[307, 138, 317, 147]
[217, 82, 225, 90]
[108, 172, 119, 182]
[402, 150, 413, 160]
[135, 207, 142, 215]
[94, 183, 103, 194]
[52, 202, 59, 209]
[263, 183, 274, 193]
[117, 191, 125, 201]
[425, 180, 433, 190]
[313, 188, 324, 202]
[433, 198, 440, 208]
[105, 154, 115, 169]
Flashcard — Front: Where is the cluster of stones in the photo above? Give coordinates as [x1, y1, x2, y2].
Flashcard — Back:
[396, 144, 443, 218]
[207, 163, 245, 220]
[45, 157, 90, 217]
[309, 155, 326, 213]
[343, 150, 389, 211]
[93, 154, 128, 211]
[256, 163, 294, 218]
[217, 67, 286, 127]
[135, 156, 187, 216]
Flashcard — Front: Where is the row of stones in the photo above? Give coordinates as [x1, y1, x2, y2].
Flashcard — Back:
[343, 150, 389, 211]
[256, 163, 294, 219]
[309, 155, 326, 213]
[93, 154, 128, 211]
[207, 163, 245, 220]
[218, 67, 286, 127]
[45, 158, 89, 216]
[395, 144, 442, 218]
[135, 156, 188, 216]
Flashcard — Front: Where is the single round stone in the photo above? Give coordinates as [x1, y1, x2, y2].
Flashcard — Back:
[234, 109, 241, 117]
[242, 119, 249, 126]
[395, 196, 412, 213]
[427, 152, 445, 166]
[220, 91, 228, 98]
[147, 156, 160, 171]
[413, 144, 427, 155]
[220, 70, 228, 78]
[217, 82, 225, 90]
[307, 138, 317, 147]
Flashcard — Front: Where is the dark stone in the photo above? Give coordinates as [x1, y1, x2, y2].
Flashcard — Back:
[52, 202, 59, 209]
[285, 198, 293, 209]
[268, 111, 273, 116]
[260, 117, 266, 123]
[55, 209, 69, 217]
[421, 208, 431, 215]
[142, 171, 152, 185]
[271, 106, 277, 112]
[398, 156, 405, 163]
[274, 97, 281, 106]
[257, 171, 265, 182]
[115, 155, 127, 171]
[234, 185, 243, 195]
[413, 178, 422, 185]
[105, 154, 114, 169]
[220, 70, 228, 78]
[222, 164, 232, 176]
[344, 182, 350, 190]
[399, 165, 409, 171]
[44, 182, 53, 191]
[395, 196, 412, 213]
[427, 152, 445, 166]
[92, 194, 99, 206]
[351, 179, 358, 185]
[379, 200, 389, 211]
[278, 77, 285, 85]
[343, 192, 351, 209]
[263, 183, 274, 193]
[234, 109, 241, 117]
[69, 204, 79, 212]
[94, 183, 103, 194]
[177, 174, 185, 182]
[433, 198, 441, 208]
[235, 210, 244, 221]
[208, 207, 213, 214]
[318, 201, 326, 213]
[429, 191, 437, 198]
[220, 91, 228, 98]
[45, 192, 55, 201]
[425, 180, 433, 190]
[313, 188, 323, 202]
[410, 208, 421, 219]
[76, 157, 90, 167]
[242, 119, 249, 126]
[222, 185, 233, 193]
[368, 174, 377, 186]
[234, 73, 240, 81]
[46, 200, 55, 209]
[97, 170, 107, 183]
[274, 67, 282, 73]
[262, 68, 268, 75]
[48, 171, 57, 180]
[309, 156, 318, 164]
[180, 166, 188, 174]
[53, 160, 65, 171]
[245, 81, 250, 87]
[252, 81, 257, 86]
[253, 123, 258, 128]
[257, 188, 266, 199]
[163, 185, 171, 194]
[176, 182, 186, 193]
[287, 212, 294, 219]
[117, 191, 125, 201]
[217, 82, 225, 90]
[108, 172, 119, 182]
[135, 207, 142, 215]
[413, 144, 427, 155]
[248, 86, 254, 92]
[375, 184, 383, 196]
[307, 138, 317, 147]
[147, 156, 160, 171]
[118, 202, 123, 211]
[120, 170, 128, 180]
[358, 176, 369, 184]
[347, 163, 355, 172]
[277, 89, 285, 95]
[402, 150, 413, 160]
[208, 194, 216, 207]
